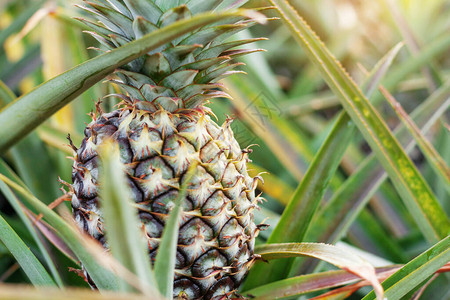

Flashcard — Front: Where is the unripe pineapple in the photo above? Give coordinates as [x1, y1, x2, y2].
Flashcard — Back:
[70, 0, 264, 299]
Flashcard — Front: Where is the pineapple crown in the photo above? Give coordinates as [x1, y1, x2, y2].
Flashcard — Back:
[77, 0, 265, 113]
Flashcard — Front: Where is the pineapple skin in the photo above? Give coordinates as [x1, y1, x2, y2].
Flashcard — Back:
[70, 1, 265, 298]
[71, 107, 261, 299]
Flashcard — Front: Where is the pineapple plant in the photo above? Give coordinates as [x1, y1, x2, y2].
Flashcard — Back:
[69, 0, 264, 298]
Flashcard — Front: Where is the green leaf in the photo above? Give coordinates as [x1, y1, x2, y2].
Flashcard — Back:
[153, 162, 199, 298]
[306, 80, 450, 250]
[0, 44, 41, 89]
[227, 75, 316, 179]
[0, 214, 55, 286]
[0, 9, 264, 153]
[244, 112, 355, 287]
[0, 161, 64, 286]
[243, 39, 404, 291]
[380, 87, 450, 190]
[383, 0, 443, 90]
[244, 266, 400, 300]
[362, 236, 450, 300]
[0, 80, 15, 107]
[0, 174, 120, 291]
[247, 162, 295, 205]
[0, 0, 45, 48]
[0, 82, 60, 203]
[0, 284, 150, 300]
[97, 140, 157, 295]
[380, 32, 450, 102]
[269, 0, 449, 243]
[252, 243, 384, 300]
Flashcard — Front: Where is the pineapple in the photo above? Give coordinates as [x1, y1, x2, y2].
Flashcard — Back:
[70, 0, 264, 298]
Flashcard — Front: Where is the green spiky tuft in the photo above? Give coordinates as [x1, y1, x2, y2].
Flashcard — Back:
[76, 0, 264, 112]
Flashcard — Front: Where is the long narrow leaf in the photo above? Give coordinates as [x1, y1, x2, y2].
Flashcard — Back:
[98, 141, 157, 295]
[0, 0, 45, 47]
[307, 81, 450, 249]
[378, 32, 450, 105]
[0, 80, 16, 107]
[0, 284, 149, 300]
[379, 86, 450, 188]
[362, 236, 450, 300]
[244, 266, 400, 300]
[252, 243, 384, 300]
[0, 214, 55, 286]
[0, 80, 60, 203]
[244, 40, 404, 290]
[244, 112, 355, 287]
[269, 0, 449, 243]
[0, 167, 64, 286]
[0, 174, 120, 291]
[153, 162, 198, 298]
[0, 9, 264, 153]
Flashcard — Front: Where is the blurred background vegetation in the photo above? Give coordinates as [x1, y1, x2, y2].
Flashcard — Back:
[0, 0, 448, 299]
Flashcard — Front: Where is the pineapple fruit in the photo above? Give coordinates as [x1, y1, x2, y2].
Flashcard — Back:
[69, 0, 264, 298]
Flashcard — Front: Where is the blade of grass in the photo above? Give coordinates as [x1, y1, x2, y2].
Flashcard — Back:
[362, 236, 450, 300]
[379, 86, 450, 189]
[270, 0, 449, 243]
[0, 214, 55, 286]
[97, 140, 157, 296]
[253, 243, 384, 300]
[309, 270, 395, 300]
[0, 9, 265, 153]
[153, 162, 198, 298]
[0, 174, 120, 291]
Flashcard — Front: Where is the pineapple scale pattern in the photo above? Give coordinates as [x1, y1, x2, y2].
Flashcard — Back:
[71, 108, 263, 299]
[70, 0, 265, 298]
